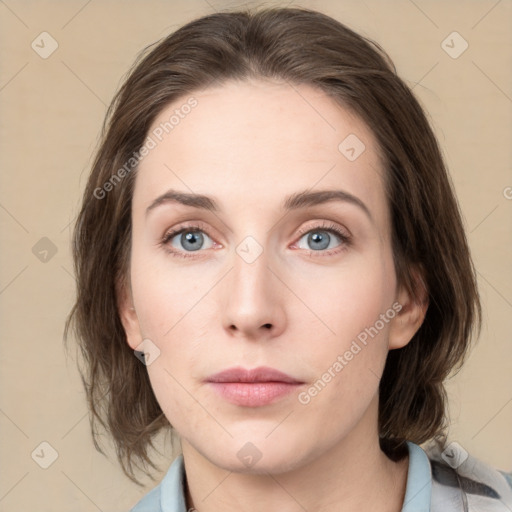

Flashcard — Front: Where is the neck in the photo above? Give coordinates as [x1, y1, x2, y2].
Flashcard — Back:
[181, 396, 409, 512]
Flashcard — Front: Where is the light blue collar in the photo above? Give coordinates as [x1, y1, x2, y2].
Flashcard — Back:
[402, 441, 432, 511]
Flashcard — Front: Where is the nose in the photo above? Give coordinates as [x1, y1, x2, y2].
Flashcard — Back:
[221, 245, 286, 340]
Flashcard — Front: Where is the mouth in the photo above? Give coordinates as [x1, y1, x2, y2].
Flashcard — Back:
[204, 366, 305, 407]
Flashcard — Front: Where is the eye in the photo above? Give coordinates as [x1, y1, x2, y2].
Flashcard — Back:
[161, 223, 216, 257]
[294, 222, 351, 256]
[160, 221, 351, 259]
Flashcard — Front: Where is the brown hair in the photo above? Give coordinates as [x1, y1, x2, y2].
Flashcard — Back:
[64, 6, 481, 484]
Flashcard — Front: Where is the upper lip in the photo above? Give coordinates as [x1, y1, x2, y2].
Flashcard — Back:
[205, 366, 303, 384]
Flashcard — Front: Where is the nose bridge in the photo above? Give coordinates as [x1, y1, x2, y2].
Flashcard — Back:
[232, 236, 273, 309]
[221, 233, 284, 336]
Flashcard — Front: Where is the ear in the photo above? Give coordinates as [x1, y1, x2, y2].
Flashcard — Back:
[116, 276, 143, 351]
[388, 267, 429, 350]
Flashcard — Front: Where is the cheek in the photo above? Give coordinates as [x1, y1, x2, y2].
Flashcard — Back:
[294, 286, 392, 433]
[130, 264, 214, 419]
[130, 247, 209, 338]
[146, 361, 200, 437]
[291, 252, 395, 342]
[291, 256, 394, 396]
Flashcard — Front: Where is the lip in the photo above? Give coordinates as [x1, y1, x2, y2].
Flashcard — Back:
[205, 366, 304, 407]
[205, 366, 302, 384]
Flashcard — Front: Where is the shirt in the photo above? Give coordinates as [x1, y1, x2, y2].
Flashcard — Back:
[130, 441, 433, 511]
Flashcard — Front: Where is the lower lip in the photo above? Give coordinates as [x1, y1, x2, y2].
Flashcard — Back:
[207, 382, 302, 407]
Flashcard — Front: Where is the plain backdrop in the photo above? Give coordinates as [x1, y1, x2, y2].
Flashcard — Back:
[0, 0, 511, 510]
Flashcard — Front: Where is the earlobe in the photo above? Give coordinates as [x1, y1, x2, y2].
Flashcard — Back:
[116, 278, 142, 350]
[388, 269, 429, 350]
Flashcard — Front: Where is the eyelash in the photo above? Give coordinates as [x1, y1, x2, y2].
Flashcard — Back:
[160, 221, 351, 259]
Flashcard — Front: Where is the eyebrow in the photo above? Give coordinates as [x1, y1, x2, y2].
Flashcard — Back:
[145, 188, 372, 221]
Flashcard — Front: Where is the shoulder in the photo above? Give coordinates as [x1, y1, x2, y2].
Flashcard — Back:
[422, 439, 512, 511]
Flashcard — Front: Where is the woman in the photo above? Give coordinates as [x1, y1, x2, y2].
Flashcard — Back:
[65, 7, 512, 511]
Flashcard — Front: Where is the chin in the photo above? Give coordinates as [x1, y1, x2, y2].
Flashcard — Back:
[200, 436, 311, 475]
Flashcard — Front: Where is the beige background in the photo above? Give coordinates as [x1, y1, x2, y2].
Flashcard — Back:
[0, 0, 511, 510]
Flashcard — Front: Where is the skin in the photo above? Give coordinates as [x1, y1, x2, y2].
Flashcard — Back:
[120, 79, 428, 512]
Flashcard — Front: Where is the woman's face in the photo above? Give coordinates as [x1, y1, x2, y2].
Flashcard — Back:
[122, 79, 418, 473]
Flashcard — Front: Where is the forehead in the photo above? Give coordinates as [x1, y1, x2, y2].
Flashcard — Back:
[134, 79, 387, 218]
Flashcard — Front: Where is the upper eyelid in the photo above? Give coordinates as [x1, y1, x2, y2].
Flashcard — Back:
[296, 220, 350, 236]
